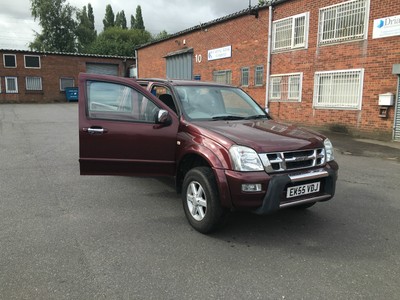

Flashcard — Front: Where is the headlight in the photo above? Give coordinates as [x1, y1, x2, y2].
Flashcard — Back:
[229, 145, 264, 172]
[324, 138, 334, 162]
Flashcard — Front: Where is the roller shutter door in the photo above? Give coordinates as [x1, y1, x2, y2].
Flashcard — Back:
[86, 63, 119, 76]
[394, 76, 400, 141]
[166, 50, 193, 80]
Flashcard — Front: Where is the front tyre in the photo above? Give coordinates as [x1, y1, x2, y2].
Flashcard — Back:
[182, 167, 226, 233]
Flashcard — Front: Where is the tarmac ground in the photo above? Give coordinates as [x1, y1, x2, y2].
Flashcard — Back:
[318, 130, 400, 163]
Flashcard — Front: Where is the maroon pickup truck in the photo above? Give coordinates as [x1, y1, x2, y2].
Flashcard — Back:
[78, 73, 338, 233]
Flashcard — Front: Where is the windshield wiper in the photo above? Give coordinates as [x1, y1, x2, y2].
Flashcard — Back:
[211, 115, 245, 121]
[244, 114, 269, 120]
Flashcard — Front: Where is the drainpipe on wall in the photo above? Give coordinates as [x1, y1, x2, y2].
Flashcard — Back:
[265, 4, 273, 113]
[135, 49, 139, 78]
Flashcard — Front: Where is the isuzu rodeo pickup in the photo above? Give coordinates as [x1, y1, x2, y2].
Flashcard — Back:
[78, 73, 338, 233]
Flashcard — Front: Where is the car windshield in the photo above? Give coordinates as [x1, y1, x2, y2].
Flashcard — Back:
[174, 85, 268, 121]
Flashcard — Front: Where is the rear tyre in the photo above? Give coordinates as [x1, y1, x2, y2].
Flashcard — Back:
[182, 167, 227, 233]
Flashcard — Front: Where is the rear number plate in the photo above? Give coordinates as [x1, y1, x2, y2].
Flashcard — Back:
[287, 182, 320, 199]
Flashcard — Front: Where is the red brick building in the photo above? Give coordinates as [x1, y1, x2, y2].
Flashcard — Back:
[136, 0, 400, 140]
[0, 49, 135, 103]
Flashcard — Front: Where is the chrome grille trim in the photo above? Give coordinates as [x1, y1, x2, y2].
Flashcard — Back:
[260, 148, 326, 173]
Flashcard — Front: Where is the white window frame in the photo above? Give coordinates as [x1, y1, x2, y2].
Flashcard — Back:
[270, 77, 282, 100]
[60, 77, 75, 91]
[241, 67, 250, 87]
[26, 77, 43, 91]
[318, 0, 370, 45]
[3, 54, 17, 68]
[213, 70, 232, 85]
[288, 76, 301, 100]
[5, 77, 18, 93]
[269, 73, 303, 102]
[272, 12, 309, 52]
[313, 69, 364, 110]
[24, 55, 41, 69]
[255, 65, 264, 86]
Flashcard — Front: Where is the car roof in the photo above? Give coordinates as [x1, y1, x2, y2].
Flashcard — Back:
[137, 78, 234, 88]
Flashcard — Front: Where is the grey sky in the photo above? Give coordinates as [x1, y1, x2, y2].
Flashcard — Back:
[0, 0, 252, 50]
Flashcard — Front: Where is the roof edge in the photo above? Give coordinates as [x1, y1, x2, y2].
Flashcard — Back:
[136, 3, 272, 50]
[0, 49, 135, 60]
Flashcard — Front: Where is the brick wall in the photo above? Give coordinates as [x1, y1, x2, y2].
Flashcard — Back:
[137, 0, 400, 138]
[269, 0, 400, 138]
[0, 51, 134, 103]
[138, 9, 270, 107]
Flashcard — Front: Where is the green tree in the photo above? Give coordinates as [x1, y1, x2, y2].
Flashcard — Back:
[258, 0, 267, 5]
[134, 5, 145, 30]
[30, 0, 77, 52]
[76, 5, 97, 52]
[153, 30, 169, 40]
[88, 3, 95, 32]
[130, 15, 135, 29]
[29, 33, 46, 51]
[103, 4, 115, 30]
[115, 10, 127, 29]
[89, 27, 151, 56]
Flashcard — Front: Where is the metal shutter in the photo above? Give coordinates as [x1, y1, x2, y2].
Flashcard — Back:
[166, 52, 193, 80]
[86, 63, 119, 76]
[394, 76, 400, 141]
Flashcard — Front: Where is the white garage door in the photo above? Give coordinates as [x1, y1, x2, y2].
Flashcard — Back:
[86, 63, 119, 76]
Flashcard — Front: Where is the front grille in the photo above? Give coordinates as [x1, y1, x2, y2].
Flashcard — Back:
[260, 148, 325, 173]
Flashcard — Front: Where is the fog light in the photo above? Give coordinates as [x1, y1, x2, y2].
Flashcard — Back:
[242, 184, 262, 192]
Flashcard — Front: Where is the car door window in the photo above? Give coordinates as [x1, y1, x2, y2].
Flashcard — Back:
[87, 81, 158, 122]
[151, 85, 178, 114]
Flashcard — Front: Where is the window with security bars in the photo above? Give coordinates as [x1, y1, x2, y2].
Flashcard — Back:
[60, 77, 74, 91]
[319, 0, 369, 45]
[269, 73, 302, 101]
[313, 69, 364, 109]
[213, 70, 232, 85]
[5, 77, 18, 93]
[255, 65, 264, 86]
[26, 77, 42, 91]
[272, 13, 309, 51]
[241, 67, 249, 86]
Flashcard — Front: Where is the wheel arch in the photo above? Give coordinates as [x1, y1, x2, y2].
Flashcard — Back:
[176, 148, 233, 209]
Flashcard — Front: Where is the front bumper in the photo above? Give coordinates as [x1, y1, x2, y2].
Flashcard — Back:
[224, 162, 338, 214]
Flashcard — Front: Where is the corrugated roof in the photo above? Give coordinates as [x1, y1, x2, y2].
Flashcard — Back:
[136, 2, 274, 49]
[0, 48, 134, 59]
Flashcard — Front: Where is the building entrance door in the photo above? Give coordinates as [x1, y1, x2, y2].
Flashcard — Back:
[166, 49, 193, 80]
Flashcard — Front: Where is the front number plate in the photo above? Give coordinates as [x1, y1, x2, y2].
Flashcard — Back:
[286, 182, 320, 199]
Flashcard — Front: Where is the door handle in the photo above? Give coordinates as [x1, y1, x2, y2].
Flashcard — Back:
[85, 127, 106, 134]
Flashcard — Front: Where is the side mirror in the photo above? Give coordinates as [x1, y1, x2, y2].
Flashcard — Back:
[156, 109, 172, 125]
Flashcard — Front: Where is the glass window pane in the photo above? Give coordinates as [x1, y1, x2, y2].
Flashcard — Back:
[26, 77, 42, 91]
[255, 66, 264, 86]
[60, 78, 74, 91]
[313, 70, 362, 109]
[87, 81, 157, 122]
[5, 77, 18, 93]
[4, 54, 16, 68]
[319, 0, 367, 44]
[241, 67, 249, 86]
[25, 56, 40, 68]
